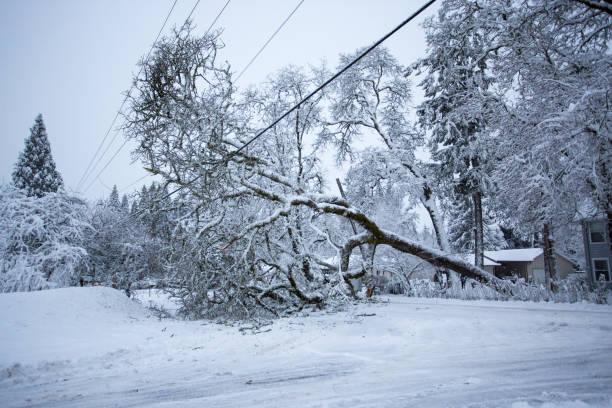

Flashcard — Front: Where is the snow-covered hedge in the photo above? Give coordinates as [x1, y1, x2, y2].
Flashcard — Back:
[0, 185, 90, 292]
[383, 273, 607, 304]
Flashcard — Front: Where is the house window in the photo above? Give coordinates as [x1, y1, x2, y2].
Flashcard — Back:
[593, 258, 610, 282]
[590, 222, 606, 243]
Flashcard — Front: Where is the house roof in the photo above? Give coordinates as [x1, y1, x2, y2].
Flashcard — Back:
[484, 248, 544, 262]
[485, 248, 578, 265]
[455, 253, 501, 267]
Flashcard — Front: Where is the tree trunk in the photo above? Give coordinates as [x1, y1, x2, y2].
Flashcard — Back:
[422, 187, 457, 287]
[398, 160, 450, 253]
[533, 231, 541, 247]
[421, 185, 450, 252]
[336, 178, 371, 296]
[336, 178, 367, 262]
[542, 223, 557, 290]
[608, 208, 612, 255]
[472, 191, 484, 269]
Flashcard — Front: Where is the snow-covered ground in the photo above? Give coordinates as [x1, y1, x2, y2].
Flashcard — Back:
[1, 287, 611, 407]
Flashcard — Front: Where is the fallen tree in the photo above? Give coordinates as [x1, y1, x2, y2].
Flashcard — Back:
[228, 174, 508, 293]
[122, 23, 510, 318]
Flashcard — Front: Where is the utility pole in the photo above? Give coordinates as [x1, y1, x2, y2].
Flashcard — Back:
[335, 178, 365, 259]
[336, 178, 374, 297]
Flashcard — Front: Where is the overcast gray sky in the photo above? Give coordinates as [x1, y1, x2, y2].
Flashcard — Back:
[0, 0, 438, 201]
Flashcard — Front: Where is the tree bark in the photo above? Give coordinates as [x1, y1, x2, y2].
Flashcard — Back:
[542, 223, 558, 289]
[422, 185, 456, 287]
[608, 207, 612, 256]
[421, 185, 450, 252]
[472, 191, 484, 269]
[573, 0, 612, 16]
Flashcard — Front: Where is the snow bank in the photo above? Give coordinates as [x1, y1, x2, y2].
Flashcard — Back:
[0, 286, 150, 367]
[1, 290, 611, 407]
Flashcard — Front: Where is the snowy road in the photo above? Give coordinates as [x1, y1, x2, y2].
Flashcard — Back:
[1, 288, 611, 407]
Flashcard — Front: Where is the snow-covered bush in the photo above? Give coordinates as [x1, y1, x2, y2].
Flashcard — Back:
[397, 274, 605, 304]
[85, 195, 164, 292]
[0, 185, 90, 292]
[508, 274, 607, 304]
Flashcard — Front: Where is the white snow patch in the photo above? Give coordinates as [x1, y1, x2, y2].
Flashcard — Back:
[132, 288, 181, 317]
[0, 287, 151, 367]
[511, 399, 606, 408]
[1, 288, 611, 407]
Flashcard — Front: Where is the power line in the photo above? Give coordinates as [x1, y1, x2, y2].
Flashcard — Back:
[77, 0, 205, 193]
[236, 0, 437, 156]
[97, 176, 113, 192]
[82, 139, 130, 194]
[151, 0, 438, 206]
[119, 174, 153, 194]
[203, 0, 230, 35]
[234, 0, 305, 83]
[75, 0, 179, 192]
[79, 0, 232, 195]
[77, 120, 123, 192]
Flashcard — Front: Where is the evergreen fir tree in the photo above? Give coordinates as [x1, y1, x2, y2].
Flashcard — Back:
[12, 114, 63, 198]
[414, 0, 499, 266]
[108, 185, 120, 208]
[121, 194, 129, 211]
[447, 195, 507, 253]
[447, 196, 474, 253]
[130, 200, 139, 216]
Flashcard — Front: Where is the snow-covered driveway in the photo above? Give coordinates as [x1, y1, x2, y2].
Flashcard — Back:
[1, 287, 611, 407]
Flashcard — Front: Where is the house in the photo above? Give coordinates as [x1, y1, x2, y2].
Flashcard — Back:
[582, 218, 611, 288]
[483, 248, 576, 283]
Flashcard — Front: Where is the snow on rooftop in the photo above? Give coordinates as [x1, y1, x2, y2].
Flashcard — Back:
[484, 248, 543, 262]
